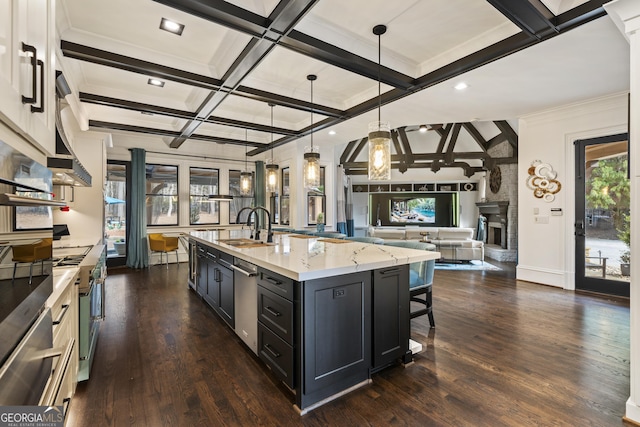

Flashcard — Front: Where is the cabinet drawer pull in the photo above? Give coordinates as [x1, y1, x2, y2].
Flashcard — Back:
[264, 343, 280, 358]
[21, 43, 37, 104]
[380, 267, 401, 275]
[264, 306, 281, 317]
[31, 59, 44, 113]
[53, 304, 70, 325]
[266, 277, 282, 286]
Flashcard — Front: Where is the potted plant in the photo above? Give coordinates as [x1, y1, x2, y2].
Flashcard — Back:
[316, 212, 325, 233]
[113, 238, 126, 256]
[620, 250, 630, 276]
[618, 213, 630, 276]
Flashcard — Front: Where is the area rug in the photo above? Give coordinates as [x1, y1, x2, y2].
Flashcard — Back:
[434, 260, 501, 271]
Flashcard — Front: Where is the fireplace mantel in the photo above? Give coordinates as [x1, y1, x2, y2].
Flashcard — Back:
[476, 201, 509, 216]
[476, 201, 509, 249]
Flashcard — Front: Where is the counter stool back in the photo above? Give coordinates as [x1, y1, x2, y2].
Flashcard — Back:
[383, 240, 435, 328]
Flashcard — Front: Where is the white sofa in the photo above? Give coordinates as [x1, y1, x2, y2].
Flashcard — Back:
[369, 227, 484, 262]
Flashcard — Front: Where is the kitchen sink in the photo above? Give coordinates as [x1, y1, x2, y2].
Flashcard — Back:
[218, 239, 273, 248]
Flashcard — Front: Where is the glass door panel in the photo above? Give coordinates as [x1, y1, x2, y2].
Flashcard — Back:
[575, 134, 629, 297]
[105, 162, 127, 261]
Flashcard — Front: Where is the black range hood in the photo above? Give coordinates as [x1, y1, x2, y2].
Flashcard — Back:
[47, 71, 92, 187]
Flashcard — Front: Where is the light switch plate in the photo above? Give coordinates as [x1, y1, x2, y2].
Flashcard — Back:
[534, 216, 549, 224]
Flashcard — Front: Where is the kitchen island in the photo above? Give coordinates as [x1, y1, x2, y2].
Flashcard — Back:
[188, 229, 439, 414]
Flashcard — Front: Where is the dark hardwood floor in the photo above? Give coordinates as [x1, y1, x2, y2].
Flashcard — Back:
[67, 262, 631, 427]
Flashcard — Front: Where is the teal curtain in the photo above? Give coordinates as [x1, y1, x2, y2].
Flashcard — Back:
[126, 148, 148, 268]
[255, 161, 266, 226]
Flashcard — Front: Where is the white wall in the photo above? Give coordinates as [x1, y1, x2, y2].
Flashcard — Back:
[516, 93, 628, 288]
[52, 131, 107, 247]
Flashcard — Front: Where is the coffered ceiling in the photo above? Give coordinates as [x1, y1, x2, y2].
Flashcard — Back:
[56, 0, 629, 161]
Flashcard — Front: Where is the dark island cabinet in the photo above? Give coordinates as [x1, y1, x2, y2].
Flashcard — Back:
[217, 253, 235, 328]
[297, 271, 372, 410]
[195, 243, 235, 329]
[257, 268, 295, 388]
[195, 244, 208, 297]
[372, 265, 410, 371]
[189, 240, 413, 413]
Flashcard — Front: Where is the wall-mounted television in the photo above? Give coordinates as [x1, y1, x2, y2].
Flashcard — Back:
[370, 192, 458, 227]
[390, 197, 435, 223]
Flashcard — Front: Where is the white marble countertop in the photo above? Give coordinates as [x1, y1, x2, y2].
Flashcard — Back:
[49, 267, 80, 306]
[189, 229, 440, 281]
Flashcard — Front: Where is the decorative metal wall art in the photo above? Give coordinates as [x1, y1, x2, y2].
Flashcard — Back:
[527, 160, 561, 202]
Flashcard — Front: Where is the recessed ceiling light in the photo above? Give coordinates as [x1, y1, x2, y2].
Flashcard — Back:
[160, 18, 184, 35]
[454, 82, 468, 91]
[328, 130, 336, 136]
[148, 78, 165, 87]
[419, 125, 428, 133]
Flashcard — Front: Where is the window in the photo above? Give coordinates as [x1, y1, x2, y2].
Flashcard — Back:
[189, 167, 219, 225]
[280, 167, 290, 225]
[229, 169, 253, 224]
[13, 160, 53, 231]
[146, 164, 178, 226]
[307, 167, 325, 225]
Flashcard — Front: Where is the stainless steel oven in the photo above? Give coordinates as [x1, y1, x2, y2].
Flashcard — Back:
[0, 308, 54, 405]
[77, 245, 105, 381]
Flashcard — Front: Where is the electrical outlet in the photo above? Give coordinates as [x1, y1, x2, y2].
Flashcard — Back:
[334, 289, 345, 298]
[242, 330, 248, 338]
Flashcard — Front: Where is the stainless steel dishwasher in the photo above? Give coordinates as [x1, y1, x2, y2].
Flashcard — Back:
[232, 258, 258, 355]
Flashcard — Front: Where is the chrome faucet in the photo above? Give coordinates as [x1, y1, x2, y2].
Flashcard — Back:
[246, 206, 273, 243]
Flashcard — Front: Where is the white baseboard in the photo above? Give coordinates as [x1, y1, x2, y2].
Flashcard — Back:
[516, 264, 567, 288]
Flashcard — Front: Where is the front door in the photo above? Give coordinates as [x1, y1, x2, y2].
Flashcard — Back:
[574, 134, 629, 297]
[105, 161, 130, 268]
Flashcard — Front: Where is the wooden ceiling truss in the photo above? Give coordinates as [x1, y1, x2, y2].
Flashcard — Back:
[340, 120, 518, 177]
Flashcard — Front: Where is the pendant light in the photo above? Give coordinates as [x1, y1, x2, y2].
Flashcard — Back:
[240, 129, 252, 196]
[304, 74, 320, 190]
[368, 24, 391, 181]
[265, 103, 279, 193]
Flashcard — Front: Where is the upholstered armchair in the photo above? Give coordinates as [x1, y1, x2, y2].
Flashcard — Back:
[148, 234, 179, 268]
[12, 238, 53, 284]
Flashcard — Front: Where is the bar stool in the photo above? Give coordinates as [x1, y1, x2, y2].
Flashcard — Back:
[12, 238, 52, 284]
[148, 234, 179, 268]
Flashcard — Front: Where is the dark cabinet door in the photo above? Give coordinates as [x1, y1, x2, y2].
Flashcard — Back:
[196, 246, 207, 297]
[218, 262, 234, 328]
[299, 271, 371, 408]
[372, 265, 410, 371]
[205, 262, 220, 309]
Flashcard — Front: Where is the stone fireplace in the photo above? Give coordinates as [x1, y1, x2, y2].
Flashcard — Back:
[476, 201, 509, 249]
[476, 199, 517, 262]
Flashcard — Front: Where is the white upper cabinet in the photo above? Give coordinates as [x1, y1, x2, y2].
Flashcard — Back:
[0, 0, 55, 156]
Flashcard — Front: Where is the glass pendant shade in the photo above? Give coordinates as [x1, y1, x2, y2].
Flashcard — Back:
[240, 171, 252, 195]
[265, 162, 279, 193]
[304, 148, 320, 190]
[368, 121, 391, 180]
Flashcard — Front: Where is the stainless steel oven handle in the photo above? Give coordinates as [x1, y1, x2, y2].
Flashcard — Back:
[231, 264, 257, 277]
[29, 347, 63, 362]
[52, 304, 70, 326]
[39, 339, 74, 407]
